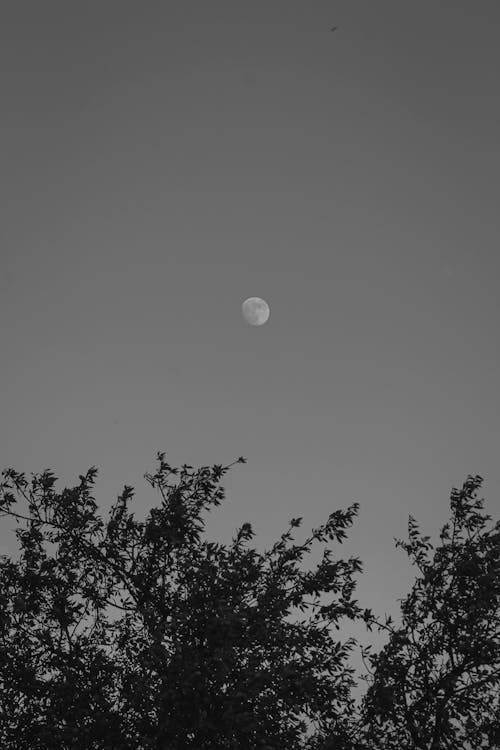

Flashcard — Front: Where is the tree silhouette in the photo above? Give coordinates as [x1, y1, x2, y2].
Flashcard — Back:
[0, 454, 372, 749]
[1, 459, 498, 749]
[337, 474, 500, 750]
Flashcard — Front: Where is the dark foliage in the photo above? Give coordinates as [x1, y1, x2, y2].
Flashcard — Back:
[0, 454, 369, 749]
[344, 474, 500, 750]
[0, 458, 498, 749]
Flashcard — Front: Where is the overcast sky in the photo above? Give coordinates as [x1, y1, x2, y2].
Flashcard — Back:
[1, 0, 499, 710]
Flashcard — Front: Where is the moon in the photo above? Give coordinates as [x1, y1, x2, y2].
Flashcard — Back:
[241, 297, 270, 326]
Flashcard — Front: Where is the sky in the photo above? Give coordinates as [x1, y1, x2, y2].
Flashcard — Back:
[1, 0, 500, 714]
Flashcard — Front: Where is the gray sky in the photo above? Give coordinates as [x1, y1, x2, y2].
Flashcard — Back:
[1, 0, 499, 711]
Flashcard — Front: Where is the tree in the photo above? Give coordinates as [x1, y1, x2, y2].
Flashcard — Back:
[345, 474, 500, 750]
[0, 453, 372, 749]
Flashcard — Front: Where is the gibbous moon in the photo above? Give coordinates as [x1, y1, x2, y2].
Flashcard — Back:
[241, 297, 270, 326]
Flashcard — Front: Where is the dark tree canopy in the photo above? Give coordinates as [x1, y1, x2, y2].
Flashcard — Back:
[0, 454, 370, 749]
[0, 457, 498, 750]
[346, 474, 500, 750]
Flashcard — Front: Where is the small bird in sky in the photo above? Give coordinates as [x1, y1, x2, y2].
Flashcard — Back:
[330, 26, 338, 32]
